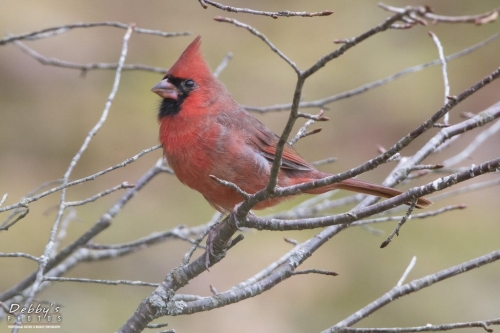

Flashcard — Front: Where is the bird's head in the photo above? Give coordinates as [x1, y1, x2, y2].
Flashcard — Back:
[152, 36, 227, 119]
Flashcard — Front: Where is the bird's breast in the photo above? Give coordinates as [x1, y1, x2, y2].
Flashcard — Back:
[159, 115, 221, 187]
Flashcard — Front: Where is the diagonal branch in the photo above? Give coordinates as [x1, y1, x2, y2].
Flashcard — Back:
[214, 17, 300, 73]
[329, 250, 500, 331]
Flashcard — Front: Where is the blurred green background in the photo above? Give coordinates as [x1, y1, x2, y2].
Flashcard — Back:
[1, 1, 499, 332]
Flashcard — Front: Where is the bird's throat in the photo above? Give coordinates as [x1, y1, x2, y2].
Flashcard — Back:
[158, 98, 184, 119]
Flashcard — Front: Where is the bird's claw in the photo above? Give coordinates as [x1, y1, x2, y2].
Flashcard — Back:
[203, 221, 222, 270]
[203, 208, 249, 270]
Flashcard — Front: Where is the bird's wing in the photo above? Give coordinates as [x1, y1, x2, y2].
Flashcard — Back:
[245, 117, 315, 172]
[215, 106, 315, 172]
[251, 130, 314, 171]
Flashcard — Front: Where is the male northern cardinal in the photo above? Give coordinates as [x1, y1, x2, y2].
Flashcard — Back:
[152, 36, 431, 211]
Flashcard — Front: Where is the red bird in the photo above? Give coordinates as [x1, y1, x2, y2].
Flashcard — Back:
[152, 37, 431, 211]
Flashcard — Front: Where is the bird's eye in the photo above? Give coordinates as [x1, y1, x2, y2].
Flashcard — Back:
[184, 79, 195, 88]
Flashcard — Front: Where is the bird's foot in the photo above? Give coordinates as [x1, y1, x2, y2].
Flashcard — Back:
[203, 208, 247, 269]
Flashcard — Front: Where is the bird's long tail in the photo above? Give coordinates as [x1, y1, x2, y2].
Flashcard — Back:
[305, 178, 432, 209]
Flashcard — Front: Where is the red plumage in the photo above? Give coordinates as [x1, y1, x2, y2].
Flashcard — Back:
[152, 36, 431, 211]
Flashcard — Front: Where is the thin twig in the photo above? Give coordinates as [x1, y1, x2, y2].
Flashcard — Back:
[382, 198, 416, 249]
[379, 3, 500, 26]
[289, 110, 326, 145]
[86, 226, 204, 251]
[53, 208, 80, 254]
[429, 31, 451, 125]
[410, 164, 444, 171]
[284, 237, 299, 246]
[292, 269, 338, 276]
[335, 318, 500, 333]
[311, 157, 338, 166]
[0, 207, 29, 231]
[209, 285, 218, 295]
[209, 175, 250, 199]
[65, 182, 135, 207]
[396, 256, 416, 287]
[297, 112, 329, 121]
[201, 1, 333, 19]
[213, 17, 300, 74]
[351, 205, 467, 227]
[213, 52, 233, 78]
[14, 41, 166, 74]
[0, 194, 7, 207]
[146, 323, 170, 329]
[43, 277, 159, 287]
[197, 0, 208, 9]
[0, 21, 189, 46]
[0, 252, 39, 262]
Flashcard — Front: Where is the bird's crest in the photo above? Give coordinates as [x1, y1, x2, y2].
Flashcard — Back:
[167, 36, 212, 82]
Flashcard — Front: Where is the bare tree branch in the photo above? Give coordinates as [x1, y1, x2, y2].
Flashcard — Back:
[0, 253, 39, 262]
[429, 31, 451, 125]
[214, 17, 300, 73]
[244, 31, 500, 113]
[200, 0, 333, 19]
[0, 161, 164, 303]
[0, 145, 161, 215]
[0, 21, 189, 46]
[14, 41, 167, 74]
[379, 3, 500, 26]
[335, 318, 500, 333]
[213, 52, 233, 78]
[65, 182, 135, 207]
[11, 25, 136, 333]
[380, 199, 417, 248]
[396, 256, 417, 287]
[42, 277, 159, 287]
[247, 157, 500, 231]
[329, 250, 500, 331]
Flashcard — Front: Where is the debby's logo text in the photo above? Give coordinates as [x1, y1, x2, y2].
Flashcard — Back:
[5, 302, 62, 328]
